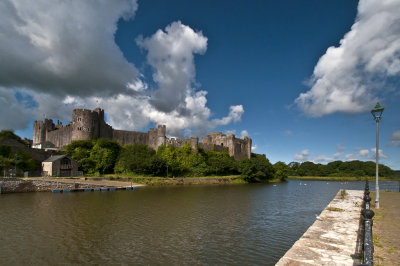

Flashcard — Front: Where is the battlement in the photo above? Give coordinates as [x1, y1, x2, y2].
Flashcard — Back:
[32, 108, 252, 160]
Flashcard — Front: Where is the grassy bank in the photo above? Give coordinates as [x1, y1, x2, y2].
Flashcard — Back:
[81, 174, 286, 185]
[288, 176, 400, 181]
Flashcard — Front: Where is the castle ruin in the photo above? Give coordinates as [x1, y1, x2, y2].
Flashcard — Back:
[33, 108, 252, 160]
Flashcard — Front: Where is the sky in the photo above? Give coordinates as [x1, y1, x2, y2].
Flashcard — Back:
[1, 0, 400, 169]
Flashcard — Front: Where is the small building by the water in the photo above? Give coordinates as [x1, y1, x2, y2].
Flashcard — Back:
[42, 155, 78, 177]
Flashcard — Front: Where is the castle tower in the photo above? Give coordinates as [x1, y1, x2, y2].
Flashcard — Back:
[33, 119, 55, 146]
[156, 125, 167, 148]
[71, 109, 100, 141]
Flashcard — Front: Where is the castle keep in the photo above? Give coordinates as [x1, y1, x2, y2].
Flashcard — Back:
[33, 108, 252, 160]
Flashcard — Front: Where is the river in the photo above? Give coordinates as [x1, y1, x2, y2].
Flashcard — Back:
[0, 180, 394, 265]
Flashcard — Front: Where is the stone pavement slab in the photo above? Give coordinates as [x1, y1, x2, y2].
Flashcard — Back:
[276, 190, 363, 266]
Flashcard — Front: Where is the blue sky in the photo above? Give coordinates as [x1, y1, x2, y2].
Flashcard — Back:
[1, 0, 399, 169]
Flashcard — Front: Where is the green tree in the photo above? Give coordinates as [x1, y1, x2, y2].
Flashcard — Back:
[114, 143, 156, 174]
[63, 140, 95, 173]
[238, 154, 275, 182]
[273, 161, 289, 181]
[90, 139, 121, 174]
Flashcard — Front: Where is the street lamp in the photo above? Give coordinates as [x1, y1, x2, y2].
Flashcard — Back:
[371, 102, 384, 209]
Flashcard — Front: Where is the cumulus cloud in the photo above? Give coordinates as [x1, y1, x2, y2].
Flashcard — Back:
[294, 149, 310, 161]
[345, 154, 358, 161]
[333, 152, 343, 159]
[134, 21, 243, 136]
[296, 0, 400, 116]
[0, 3, 244, 137]
[370, 148, 389, 159]
[251, 145, 257, 151]
[240, 130, 249, 138]
[390, 131, 400, 146]
[314, 155, 333, 163]
[0, 0, 139, 97]
[358, 149, 370, 158]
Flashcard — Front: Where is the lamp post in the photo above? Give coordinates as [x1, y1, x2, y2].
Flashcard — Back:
[371, 102, 384, 209]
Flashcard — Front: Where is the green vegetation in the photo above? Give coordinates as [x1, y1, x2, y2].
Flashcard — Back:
[286, 160, 399, 180]
[63, 140, 279, 183]
[0, 130, 38, 175]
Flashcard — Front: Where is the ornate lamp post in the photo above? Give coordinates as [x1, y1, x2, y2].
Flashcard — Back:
[371, 102, 384, 209]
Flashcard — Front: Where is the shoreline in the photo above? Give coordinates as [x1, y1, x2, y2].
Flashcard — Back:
[0, 176, 286, 193]
[288, 176, 400, 181]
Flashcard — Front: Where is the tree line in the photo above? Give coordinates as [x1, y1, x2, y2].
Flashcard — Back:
[63, 138, 282, 182]
[286, 160, 398, 178]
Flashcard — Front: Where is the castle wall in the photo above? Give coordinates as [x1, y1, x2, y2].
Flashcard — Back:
[46, 126, 73, 148]
[202, 132, 251, 160]
[198, 143, 229, 153]
[32, 108, 253, 161]
[112, 130, 148, 146]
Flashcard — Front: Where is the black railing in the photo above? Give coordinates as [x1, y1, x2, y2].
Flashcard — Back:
[360, 180, 374, 265]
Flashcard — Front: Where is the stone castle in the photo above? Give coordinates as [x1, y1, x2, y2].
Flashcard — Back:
[33, 108, 252, 160]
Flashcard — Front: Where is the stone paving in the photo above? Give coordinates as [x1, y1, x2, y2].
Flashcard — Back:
[276, 190, 363, 266]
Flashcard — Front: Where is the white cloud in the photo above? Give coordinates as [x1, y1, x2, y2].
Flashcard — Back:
[0, 0, 139, 97]
[333, 152, 343, 159]
[390, 131, 400, 146]
[314, 155, 333, 163]
[294, 149, 310, 161]
[251, 145, 257, 151]
[0, 6, 244, 137]
[225, 130, 236, 135]
[370, 148, 389, 159]
[358, 149, 370, 158]
[240, 130, 249, 138]
[345, 154, 358, 161]
[295, 0, 400, 117]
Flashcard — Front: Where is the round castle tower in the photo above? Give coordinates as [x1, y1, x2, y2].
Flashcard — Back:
[71, 108, 103, 141]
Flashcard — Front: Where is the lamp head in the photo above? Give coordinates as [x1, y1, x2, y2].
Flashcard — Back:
[371, 102, 384, 121]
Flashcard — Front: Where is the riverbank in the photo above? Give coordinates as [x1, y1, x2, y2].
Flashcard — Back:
[277, 189, 364, 265]
[0, 178, 144, 193]
[288, 176, 400, 181]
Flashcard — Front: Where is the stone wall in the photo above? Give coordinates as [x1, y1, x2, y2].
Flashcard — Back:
[32, 108, 253, 160]
[113, 130, 149, 146]
[46, 125, 72, 148]
[0, 178, 106, 193]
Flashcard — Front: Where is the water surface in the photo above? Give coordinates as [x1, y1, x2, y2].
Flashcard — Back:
[0, 180, 392, 265]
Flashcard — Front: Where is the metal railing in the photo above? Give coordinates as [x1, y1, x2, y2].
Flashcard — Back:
[360, 180, 374, 265]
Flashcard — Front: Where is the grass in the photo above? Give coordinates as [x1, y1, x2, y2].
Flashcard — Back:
[326, 207, 345, 212]
[288, 176, 400, 181]
[81, 174, 285, 185]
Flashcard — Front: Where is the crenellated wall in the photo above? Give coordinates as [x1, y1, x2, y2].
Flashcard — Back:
[32, 108, 252, 160]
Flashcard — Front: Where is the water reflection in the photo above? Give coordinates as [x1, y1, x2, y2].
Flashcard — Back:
[0, 180, 396, 265]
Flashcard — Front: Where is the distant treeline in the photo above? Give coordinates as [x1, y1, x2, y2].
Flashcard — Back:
[286, 160, 398, 178]
[63, 138, 284, 182]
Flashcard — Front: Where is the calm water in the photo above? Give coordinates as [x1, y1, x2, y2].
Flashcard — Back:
[0, 180, 391, 265]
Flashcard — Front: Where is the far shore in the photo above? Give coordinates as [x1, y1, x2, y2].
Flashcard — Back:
[287, 176, 400, 181]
